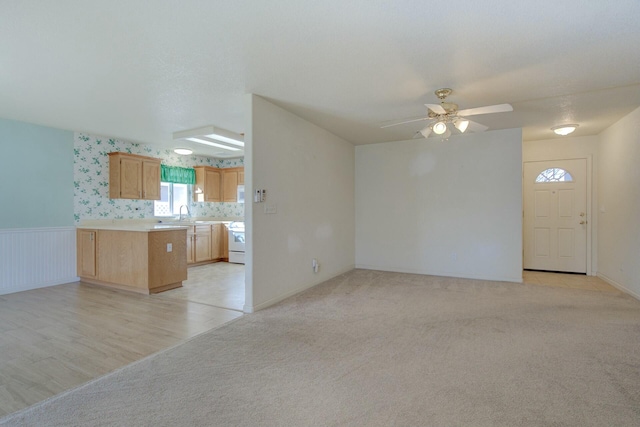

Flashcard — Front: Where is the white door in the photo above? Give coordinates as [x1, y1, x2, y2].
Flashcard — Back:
[523, 159, 587, 273]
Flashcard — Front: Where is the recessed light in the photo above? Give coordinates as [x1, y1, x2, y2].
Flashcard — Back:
[174, 148, 193, 155]
[552, 124, 579, 136]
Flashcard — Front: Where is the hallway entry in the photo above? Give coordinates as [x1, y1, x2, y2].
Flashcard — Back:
[523, 159, 587, 273]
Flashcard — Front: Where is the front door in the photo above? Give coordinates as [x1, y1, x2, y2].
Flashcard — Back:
[523, 159, 587, 273]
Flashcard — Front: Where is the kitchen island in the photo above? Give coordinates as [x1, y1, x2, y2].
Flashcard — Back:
[76, 223, 189, 294]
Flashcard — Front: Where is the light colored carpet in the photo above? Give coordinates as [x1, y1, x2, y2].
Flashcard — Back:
[3, 269, 640, 426]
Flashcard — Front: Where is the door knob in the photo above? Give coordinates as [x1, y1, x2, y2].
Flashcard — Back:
[580, 220, 587, 225]
[580, 212, 586, 217]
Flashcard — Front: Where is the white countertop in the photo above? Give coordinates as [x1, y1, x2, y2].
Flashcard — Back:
[76, 224, 190, 232]
[76, 218, 238, 232]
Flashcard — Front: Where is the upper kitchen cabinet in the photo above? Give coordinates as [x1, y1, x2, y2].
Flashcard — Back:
[194, 166, 221, 202]
[222, 168, 239, 202]
[238, 170, 244, 185]
[108, 152, 161, 200]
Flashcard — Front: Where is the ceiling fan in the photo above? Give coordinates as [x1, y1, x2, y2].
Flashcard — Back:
[381, 88, 513, 138]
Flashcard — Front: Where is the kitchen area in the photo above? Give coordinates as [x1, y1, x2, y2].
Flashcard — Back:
[74, 131, 246, 312]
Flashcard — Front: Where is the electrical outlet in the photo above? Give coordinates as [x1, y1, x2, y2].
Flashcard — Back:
[167, 243, 172, 252]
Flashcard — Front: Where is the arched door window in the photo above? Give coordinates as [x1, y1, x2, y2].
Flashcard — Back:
[535, 168, 573, 183]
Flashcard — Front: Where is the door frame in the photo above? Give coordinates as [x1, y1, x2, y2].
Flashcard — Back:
[522, 155, 593, 275]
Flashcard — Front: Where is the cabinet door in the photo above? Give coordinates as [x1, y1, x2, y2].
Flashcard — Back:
[221, 224, 229, 259]
[77, 230, 97, 278]
[120, 157, 142, 199]
[142, 160, 161, 200]
[187, 234, 195, 264]
[205, 170, 221, 202]
[211, 224, 222, 259]
[194, 233, 212, 262]
[222, 170, 238, 202]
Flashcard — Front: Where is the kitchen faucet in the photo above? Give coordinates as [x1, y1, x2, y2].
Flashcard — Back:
[179, 204, 191, 221]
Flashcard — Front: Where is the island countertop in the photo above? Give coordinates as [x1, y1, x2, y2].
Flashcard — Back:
[76, 223, 190, 232]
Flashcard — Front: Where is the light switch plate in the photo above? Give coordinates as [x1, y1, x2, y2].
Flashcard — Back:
[167, 243, 173, 252]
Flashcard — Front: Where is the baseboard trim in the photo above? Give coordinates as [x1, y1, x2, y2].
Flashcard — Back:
[355, 264, 523, 284]
[2, 276, 80, 295]
[597, 273, 640, 301]
[244, 264, 355, 313]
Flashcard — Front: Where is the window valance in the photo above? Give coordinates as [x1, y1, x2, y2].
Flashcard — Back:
[161, 165, 196, 184]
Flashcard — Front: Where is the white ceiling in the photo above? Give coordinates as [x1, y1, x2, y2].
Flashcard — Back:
[1, 1, 639, 157]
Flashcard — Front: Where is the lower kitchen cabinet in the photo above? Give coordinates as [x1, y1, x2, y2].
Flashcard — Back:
[186, 224, 227, 265]
[194, 225, 212, 262]
[211, 223, 222, 260]
[77, 229, 97, 278]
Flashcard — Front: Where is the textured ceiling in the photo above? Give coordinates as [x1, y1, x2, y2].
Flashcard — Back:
[1, 1, 639, 156]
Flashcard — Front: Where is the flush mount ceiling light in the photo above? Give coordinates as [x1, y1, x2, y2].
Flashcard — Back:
[552, 124, 579, 136]
[173, 148, 193, 155]
[186, 137, 241, 151]
[173, 125, 244, 152]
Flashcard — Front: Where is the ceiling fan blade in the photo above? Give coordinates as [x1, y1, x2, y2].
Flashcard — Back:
[425, 103, 447, 115]
[457, 103, 513, 117]
[466, 120, 489, 132]
[380, 117, 429, 129]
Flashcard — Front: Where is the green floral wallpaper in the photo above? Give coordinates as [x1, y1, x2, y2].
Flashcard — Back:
[74, 133, 244, 223]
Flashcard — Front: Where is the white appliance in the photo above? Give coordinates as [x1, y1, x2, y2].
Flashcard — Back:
[228, 221, 245, 264]
[237, 185, 245, 204]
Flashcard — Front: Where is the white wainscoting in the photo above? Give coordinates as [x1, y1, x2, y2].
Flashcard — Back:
[0, 227, 78, 295]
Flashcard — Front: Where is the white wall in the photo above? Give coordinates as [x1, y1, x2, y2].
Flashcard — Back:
[356, 128, 522, 282]
[244, 95, 355, 312]
[523, 135, 598, 274]
[597, 106, 640, 298]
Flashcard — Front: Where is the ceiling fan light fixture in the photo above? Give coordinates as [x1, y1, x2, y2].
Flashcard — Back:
[552, 124, 578, 136]
[454, 119, 469, 133]
[419, 126, 432, 138]
[432, 121, 447, 135]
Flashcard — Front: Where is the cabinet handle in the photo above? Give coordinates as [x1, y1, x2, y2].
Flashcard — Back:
[139, 191, 141, 198]
[90, 232, 94, 241]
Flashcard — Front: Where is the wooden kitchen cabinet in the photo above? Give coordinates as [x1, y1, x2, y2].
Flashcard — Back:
[186, 227, 195, 264]
[108, 152, 161, 200]
[193, 166, 244, 203]
[187, 225, 220, 265]
[185, 223, 228, 266]
[211, 223, 222, 260]
[194, 225, 212, 262]
[194, 166, 221, 202]
[77, 229, 97, 278]
[221, 223, 229, 260]
[76, 227, 187, 294]
[222, 169, 239, 202]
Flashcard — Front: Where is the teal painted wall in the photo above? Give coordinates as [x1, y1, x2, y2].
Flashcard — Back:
[0, 118, 74, 228]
